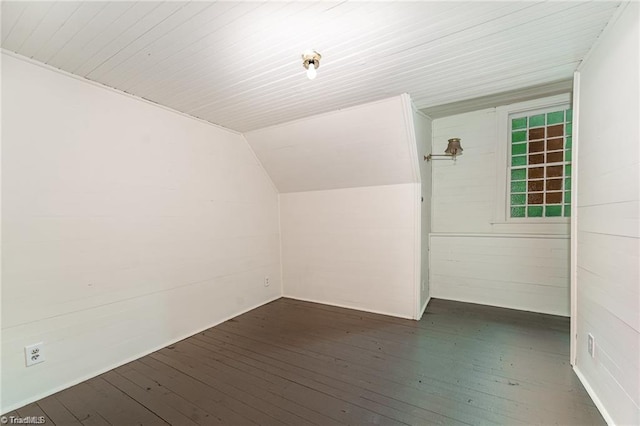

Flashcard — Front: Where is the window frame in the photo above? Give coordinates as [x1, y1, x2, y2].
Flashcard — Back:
[494, 94, 572, 225]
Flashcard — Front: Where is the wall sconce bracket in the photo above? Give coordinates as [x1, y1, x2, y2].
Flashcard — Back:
[424, 138, 463, 162]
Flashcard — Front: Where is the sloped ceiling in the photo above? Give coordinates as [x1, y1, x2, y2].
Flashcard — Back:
[245, 95, 418, 193]
[1, 1, 620, 132]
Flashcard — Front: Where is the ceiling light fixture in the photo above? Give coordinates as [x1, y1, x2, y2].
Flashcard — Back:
[302, 50, 321, 80]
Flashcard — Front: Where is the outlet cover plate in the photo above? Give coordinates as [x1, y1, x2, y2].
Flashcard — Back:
[25, 342, 45, 367]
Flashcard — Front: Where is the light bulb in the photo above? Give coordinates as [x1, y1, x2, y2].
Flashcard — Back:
[306, 62, 317, 80]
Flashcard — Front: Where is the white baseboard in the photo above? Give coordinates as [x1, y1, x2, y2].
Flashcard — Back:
[282, 294, 414, 320]
[1, 295, 282, 415]
[573, 365, 615, 425]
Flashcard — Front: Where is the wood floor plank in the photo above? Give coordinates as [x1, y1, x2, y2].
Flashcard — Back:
[277, 299, 571, 356]
[245, 302, 570, 369]
[101, 370, 199, 426]
[148, 349, 323, 426]
[229, 304, 568, 392]
[282, 298, 570, 334]
[266, 299, 570, 356]
[183, 335, 466, 426]
[131, 356, 263, 425]
[156, 340, 417, 426]
[214, 306, 602, 424]
[114, 363, 223, 426]
[37, 395, 84, 426]
[15, 402, 54, 425]
[6, 298, 605, 425]
[150, 348, 405, 426]
[204, 321, 528, 425]
[63, 378, 167, 426]
[91, 376, 169, 425]
[53, 390, 112, 426]
[149, 344, 336, 426]
[238, 302, 583, 391]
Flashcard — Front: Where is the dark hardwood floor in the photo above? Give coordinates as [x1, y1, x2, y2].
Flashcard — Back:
[5, 298, 604, 425]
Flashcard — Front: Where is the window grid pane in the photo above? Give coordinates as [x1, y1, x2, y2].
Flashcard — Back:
[509, 107, 572, 218]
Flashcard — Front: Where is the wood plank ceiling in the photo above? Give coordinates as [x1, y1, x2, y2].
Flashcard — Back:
[1, 1, 620, 132]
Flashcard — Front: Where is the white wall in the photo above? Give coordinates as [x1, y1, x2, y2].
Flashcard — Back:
[280, 183, 420, 319]
[249, 95, 422, 319]
[431, 235, 570, 316]
[412, 108, 432, 316]
[574, 3, 639, 424]
[1, 53, 281, 413]
[430, 103, 571, 316]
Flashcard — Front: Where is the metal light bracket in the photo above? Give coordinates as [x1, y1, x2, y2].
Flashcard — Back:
[424, 138, 463, 161]
[424, 153, 459, 161]
[302, 50, 321, 71]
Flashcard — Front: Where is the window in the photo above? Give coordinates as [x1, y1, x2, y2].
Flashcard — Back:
[508, 105, 572, 219]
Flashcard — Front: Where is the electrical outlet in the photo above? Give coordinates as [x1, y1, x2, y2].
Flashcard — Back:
[264, 276, 270, 287]
[25, 342, 45, 367]
[587, 333, 595, 358]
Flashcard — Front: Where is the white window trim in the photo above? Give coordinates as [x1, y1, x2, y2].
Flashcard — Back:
[494, 94, 572, 225]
